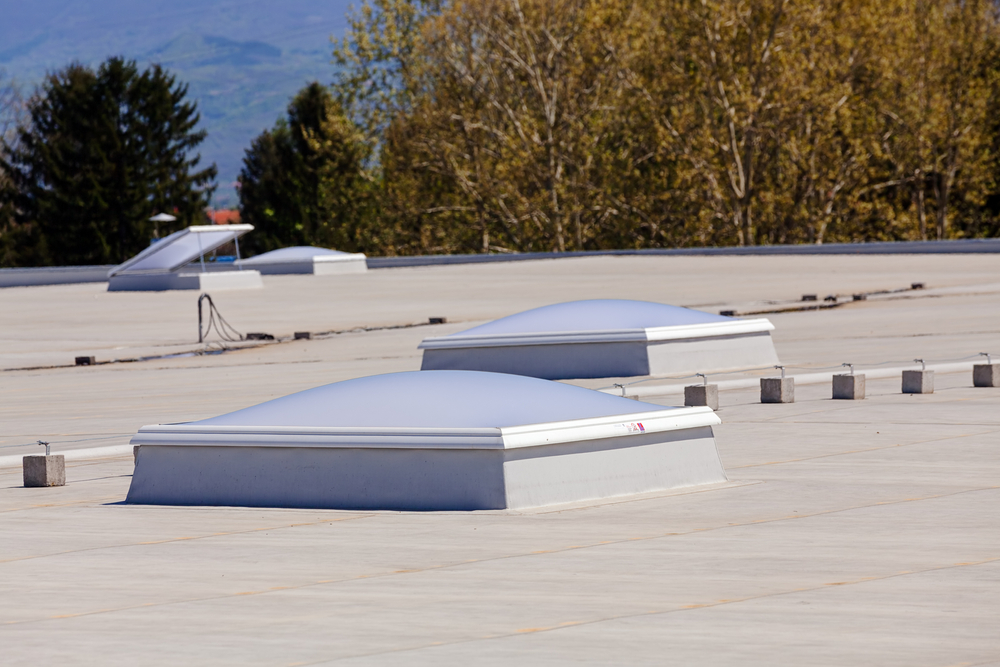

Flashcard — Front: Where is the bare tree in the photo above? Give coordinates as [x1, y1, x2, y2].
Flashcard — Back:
[879, 0, 997, 240]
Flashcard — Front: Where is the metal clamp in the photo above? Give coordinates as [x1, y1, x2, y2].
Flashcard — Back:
[914, 358, 926, 371]
[981, 352, 992, 365]
[695, 373, 708, 386]
[37, 440, 50, 456]
[842, 363, 854, 376]
[775, 365, 786, 379]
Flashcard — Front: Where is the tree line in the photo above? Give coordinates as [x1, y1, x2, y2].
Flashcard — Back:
[244, 0, 1000, 255]
[3, 0, 1000, 266]
[0, 59, 214, 266]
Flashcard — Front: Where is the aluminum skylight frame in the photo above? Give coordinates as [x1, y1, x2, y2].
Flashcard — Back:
[108, 224, 254, 277]
[131, 406, 718, 450]
[419, 318, 775, 350]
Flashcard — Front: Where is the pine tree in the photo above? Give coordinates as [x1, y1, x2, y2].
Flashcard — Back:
[0, 57, 216, 265]
[238, 82, 371, 254]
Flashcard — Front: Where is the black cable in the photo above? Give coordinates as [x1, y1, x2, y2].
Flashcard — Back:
[198, 293, 243, 343]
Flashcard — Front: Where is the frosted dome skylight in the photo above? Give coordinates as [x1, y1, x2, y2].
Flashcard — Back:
[239, 245, 367, 275]
[419, 299, 780, 380]
[241, 246, 352, 263]
[126, 370, 726, 511]
[192, 370, 675, 429]
[451, 300, 731, 337]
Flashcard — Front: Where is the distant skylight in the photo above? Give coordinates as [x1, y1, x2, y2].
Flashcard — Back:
[242, 246, 351, 263]
[109, 225, 253, 276]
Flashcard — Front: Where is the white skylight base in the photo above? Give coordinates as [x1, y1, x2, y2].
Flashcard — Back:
[126, 410, 724, 511]
[422, 341, 651, 378]
[646, 332, 780, 376]
[421, 332, 780, 380]
[108, 270, 263, 292]
[249, 254, 368, 275]
[313, 254, 367, 274]
[240, 247, 368, 275]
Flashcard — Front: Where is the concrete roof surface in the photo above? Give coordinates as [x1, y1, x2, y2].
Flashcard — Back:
[1, 253, 999, 665]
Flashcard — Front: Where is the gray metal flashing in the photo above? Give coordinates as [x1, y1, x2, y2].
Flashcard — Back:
[366, 238, 1000, 268]
[0, 265, 116, 287]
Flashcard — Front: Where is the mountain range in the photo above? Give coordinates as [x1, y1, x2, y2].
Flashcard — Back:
[1, 0, 354, 206]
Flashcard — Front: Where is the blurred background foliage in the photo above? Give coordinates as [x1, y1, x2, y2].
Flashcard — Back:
[307, 0, 1000, 254]
[4, 0, 1000, 265]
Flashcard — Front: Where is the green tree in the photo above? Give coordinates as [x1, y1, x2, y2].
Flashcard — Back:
[879, 0, 998, 240]
[0, 69, 25, 266]
[238, 82, 372, 254]
[0, 57, 215, 266]
[354, 0, 641, 254]
[332, 0, 438, 143]
[237, 121, 302, 252]
[333, 0, 1000, 253]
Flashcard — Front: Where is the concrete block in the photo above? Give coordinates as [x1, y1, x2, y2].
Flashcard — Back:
[761, 377, 794, 403]
[23, 455, 66, 487]
[902, 369, 934, 394]
[684, 384, 719, 410]
[294, 332, 312, 340]
[429, 317, 447, 325]
[973, 363, 1000, 387]
[832, 373, 865, 400]
[75, 356, 96, 366]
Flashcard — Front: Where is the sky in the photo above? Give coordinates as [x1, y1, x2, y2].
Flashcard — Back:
[1, 0, 355, 207]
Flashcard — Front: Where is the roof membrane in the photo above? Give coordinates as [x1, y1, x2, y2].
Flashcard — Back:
[449, 300, 731, 338]
[191, 370, 673, 429]
[109, 225, 254, 276]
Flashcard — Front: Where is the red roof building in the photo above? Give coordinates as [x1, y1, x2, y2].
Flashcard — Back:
[205, 209, 241, 225]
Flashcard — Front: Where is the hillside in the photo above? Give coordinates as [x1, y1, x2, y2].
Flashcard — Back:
[1, 0, 353, 206]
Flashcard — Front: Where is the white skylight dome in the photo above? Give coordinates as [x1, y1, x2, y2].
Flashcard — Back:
[419, 299, 780, 379]
[240, 246, 367, 275]
[127, 370, 726, 510]
[453, 299, 732, 335]
[107, 225, 262, 291]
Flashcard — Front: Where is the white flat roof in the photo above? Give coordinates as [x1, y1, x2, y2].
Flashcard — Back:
[4, 253, 1000, 663]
